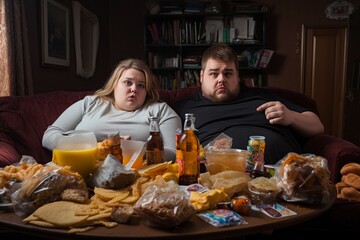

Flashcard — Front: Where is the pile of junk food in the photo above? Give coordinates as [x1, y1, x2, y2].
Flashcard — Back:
[0, 132, 335, 233]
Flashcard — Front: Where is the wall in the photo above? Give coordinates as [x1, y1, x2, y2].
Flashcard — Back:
[25, 0, 145, 94]
[255, 0, 357, 91]
[25, 0, 359, 93]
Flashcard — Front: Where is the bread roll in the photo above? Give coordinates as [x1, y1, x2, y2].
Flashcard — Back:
[339, 186, 360, 202]
[340, 163, 360, 176]
[342, 173, 360, 191]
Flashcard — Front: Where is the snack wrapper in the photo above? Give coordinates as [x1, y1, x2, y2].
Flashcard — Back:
[204, 133, 233, 150]
[10, 162, 87, 216]
[133, 177, 196, 229]
[89, 154, 139, 189]
[274, 152, 331, 205]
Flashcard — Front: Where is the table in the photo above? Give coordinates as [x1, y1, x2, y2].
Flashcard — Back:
[0, 186, 335, 240]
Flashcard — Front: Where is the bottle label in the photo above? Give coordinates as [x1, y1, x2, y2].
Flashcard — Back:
[183, 151, 198, 175]
[176, 150, 184, 174]
[146, 149, 164, 165]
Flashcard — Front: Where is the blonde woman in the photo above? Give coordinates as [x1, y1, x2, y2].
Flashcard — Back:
[43, 58, 181, 161]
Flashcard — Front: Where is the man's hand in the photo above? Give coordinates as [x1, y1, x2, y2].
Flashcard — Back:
[257, 101, 292, 126]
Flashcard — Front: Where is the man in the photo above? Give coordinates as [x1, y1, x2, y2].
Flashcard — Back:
[174, 44, 324, 164]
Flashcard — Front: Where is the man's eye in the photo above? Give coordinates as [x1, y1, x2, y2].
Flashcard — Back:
[225, 72, 232, 77]
[210, 73, 218, 78]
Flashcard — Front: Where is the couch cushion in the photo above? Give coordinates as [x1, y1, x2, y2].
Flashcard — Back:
[0, 91, 91, 166]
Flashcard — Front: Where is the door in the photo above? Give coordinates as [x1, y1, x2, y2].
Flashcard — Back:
[301, 25, 347, 138]
[343, 10, 360, 147]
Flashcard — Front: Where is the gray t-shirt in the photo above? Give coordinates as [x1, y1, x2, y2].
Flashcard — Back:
[42, 95, 181, 161]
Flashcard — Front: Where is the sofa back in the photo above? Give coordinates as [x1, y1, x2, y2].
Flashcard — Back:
[0, 87, 318, 166]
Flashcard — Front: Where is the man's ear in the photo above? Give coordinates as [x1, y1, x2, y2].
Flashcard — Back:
[200, 70, 204, 84]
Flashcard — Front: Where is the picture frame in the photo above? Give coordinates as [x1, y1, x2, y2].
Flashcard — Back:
[72, 1, 99, 78]
[41, 0, 70, 67]
[325, 0, 356, 20]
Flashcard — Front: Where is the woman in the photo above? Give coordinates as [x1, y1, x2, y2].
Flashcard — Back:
[42, 58, 181, 161]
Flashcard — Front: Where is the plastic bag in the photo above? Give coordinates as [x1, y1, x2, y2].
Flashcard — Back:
[204, 133, 233, 150]
[89, 154, 139, 189]
[10, 163, 87, 216]
[133, 177, 196, 229]
[274, 152, 332, 205]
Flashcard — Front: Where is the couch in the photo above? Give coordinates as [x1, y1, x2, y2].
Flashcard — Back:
[1, 87, 360, 236]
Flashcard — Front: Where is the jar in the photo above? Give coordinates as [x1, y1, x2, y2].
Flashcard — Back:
[52, 130, 98, 178]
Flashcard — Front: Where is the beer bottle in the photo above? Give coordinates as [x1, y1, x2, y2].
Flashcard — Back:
[146, 116, 164, 165]
[178, 113, 200, 185]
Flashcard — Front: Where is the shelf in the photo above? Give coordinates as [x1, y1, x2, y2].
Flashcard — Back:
[145, 8, 267, 89]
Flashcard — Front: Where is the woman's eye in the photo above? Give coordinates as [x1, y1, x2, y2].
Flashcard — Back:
[138, 83, 145, 88]
[124, 80, 132, 86]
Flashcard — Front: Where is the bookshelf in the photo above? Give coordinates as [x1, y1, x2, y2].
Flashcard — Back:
[145, 7, 268, 89]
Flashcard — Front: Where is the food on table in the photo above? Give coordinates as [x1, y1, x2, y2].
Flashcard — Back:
[89, 154, 139, 189]
[198, 170, 251, 198]
[134, 177, 196, 229]
[12, 164, 87, 215]
[247, 176, 279, 205]
[276, 152, 331, 204]
[23, 200, 117, 232]
[97, 132, 123, 163]
[111, 204, 134, 223]
[204, 148, 249, 174]
[337, 162, 360, 202]
[60, 188, 89, 203]
[190, 188, 230, 212]
[340, 162, 360, 176]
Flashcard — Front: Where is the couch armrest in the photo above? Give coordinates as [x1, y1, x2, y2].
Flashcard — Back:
[0, 133, 21, 167]
[302, 134, 360, 183]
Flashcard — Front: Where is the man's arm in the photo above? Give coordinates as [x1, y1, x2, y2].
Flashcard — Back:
[257, 101, 324, 137]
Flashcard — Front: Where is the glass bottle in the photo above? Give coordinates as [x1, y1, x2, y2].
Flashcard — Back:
[146, 116, 164, 165]
[178, 113, 200, 185]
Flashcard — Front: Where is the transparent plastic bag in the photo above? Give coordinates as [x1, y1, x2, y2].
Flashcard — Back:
[274, 152, 331, 205]
[204, 133, 233, 150]
[133, 177, 196, 229]
[11, 163, 87, 216]
[89, 154, 139, 189]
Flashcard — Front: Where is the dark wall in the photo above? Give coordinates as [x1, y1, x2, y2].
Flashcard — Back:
[26, 0, 145, 94]
[24, 0, 359, 93]
[255, 0, 355, 91]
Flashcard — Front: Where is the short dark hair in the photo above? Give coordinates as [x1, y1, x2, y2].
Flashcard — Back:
[201, 44, 239, 70]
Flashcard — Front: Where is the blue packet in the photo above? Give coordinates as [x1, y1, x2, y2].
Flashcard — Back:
[197, 209, 248, 227]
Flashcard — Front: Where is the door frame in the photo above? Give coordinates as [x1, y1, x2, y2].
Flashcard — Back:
[300, 25, 347, 137]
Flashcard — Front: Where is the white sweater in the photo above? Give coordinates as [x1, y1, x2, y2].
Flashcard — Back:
[42, 95, 181, 161]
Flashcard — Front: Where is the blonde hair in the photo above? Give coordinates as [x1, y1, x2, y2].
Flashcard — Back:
[95, 58, 159, 104]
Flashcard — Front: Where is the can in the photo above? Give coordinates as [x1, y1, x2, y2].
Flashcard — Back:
[246, 136, 266, 172]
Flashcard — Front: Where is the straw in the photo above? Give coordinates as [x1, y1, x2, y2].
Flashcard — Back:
[125, 142, 146, 169]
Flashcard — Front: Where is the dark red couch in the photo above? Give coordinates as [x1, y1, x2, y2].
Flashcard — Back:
[0, 87, 359, 236]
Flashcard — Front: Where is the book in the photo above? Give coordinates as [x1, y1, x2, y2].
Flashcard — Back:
[258, 49, 274, 68]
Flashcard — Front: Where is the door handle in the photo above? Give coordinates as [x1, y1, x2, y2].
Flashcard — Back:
[346, 91, 354, 102]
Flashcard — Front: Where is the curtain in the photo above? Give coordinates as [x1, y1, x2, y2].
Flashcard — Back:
[0, 0, 33, 96]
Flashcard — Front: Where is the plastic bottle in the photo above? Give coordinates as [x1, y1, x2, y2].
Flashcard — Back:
[178, 113, 200, 185]
[146, 116, 164, 165]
